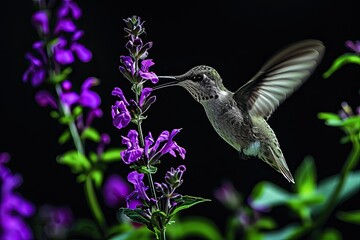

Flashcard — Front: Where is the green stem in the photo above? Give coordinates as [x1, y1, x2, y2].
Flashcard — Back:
[225, 216, 238, 240]
[85, 175, 108, 235]
[288, 134, 360, 239]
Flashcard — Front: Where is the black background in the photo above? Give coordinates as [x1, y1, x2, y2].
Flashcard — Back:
[1, 0, 360, 239]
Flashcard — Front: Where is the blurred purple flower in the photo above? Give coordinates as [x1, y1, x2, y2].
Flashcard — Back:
[126, 171, 150, 204]
[111, 87, 131, 129]
[35, 90, 58, 109]
[57, 0, 82, 19]
[60, 77, 101, 109]
[345, 40, 360, 54]
[214, 181, 241, 210]
[54, 18, 77, 34]
[103, 174, 130, 208]
[22, 52, 46, 87]
[0, 153, 35, 240]
[121, 130, 144, 164]
[32, 10, 49, 34]
[39, 205, 73, 239]
[53, 33, 92, 65]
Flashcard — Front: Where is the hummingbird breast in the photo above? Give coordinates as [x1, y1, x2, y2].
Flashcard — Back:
[202, 96, 255, 152]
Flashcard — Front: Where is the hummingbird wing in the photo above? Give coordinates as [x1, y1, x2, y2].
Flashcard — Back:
[233, 39, 325, 119]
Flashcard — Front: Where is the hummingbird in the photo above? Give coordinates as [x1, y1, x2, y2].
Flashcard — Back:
[154, 39, 325, 183]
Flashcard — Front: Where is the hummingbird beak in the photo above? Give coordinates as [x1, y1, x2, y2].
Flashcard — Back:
[153, 75, 181, 91]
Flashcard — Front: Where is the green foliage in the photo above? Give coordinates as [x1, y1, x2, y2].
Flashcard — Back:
[81, 127, 101, 142]
[167, 217, 223, 240]
[101, 148, 123, 162]
[57, 150, 91, 174]
[337, 210, 360, 225]
[323, 53, 360, 79]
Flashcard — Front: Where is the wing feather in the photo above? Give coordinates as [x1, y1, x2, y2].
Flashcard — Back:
[233, 39, 325, 118]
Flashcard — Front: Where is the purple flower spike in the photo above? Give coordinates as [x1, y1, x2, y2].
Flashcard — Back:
[0, 153, 35, 240]
[139, 59, 158, 83]
[32, 10, 49, 34]
[345, 40, 360, 54]
[103, 174, 130, 208]
[35, 90, 58, 109]
[121, 130, 144, 164]
[127, 171, 150, 202]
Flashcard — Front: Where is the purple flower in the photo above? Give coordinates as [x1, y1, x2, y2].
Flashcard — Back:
[53, 33, 92, 65]
[22, 52, 46, 87]
[112, 87, 131, 129]
[121, 130, 144, 164]
[126, 171, 150, 203]
[103, 174, 130, 208]
[139, 87, 153, 107]
[345, 40, 360, 54]
[139, 59, 158, 84]
[57, 0, 82, 20]
[39, 205, 74, 239]
[120, 56, 135, 76]
[32, 10, 49, 34]
[214, 181, 241, 210]
[0, 153, 35, 240]
[54, 18, 77, 34]
[145, 129, 186, 161]
[35, 90, 58, 109]
[60, 78, 101, 109]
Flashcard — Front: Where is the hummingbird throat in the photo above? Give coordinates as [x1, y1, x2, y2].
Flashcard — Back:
[242, 141, 261, 156]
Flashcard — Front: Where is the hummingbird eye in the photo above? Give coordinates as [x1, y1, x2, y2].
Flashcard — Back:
[193, 74, 204, 82]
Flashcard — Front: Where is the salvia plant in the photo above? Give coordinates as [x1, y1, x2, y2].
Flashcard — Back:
[1, 0, 359, 239]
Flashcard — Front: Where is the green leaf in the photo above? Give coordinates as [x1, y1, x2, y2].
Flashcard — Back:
[251, 181, 292, 208]
[263, 224, 301, 240]
[294, 156, 317, 195]
[58, 129, 71, 144]
[50, 110, 60, 119]
[323, 53, 360, 78]
[319, 228, 342, 240]
[135, 165, 158, 174]
[120, 208, 151, 226]
[73, 105, 83, 116]
[81, 127, 101, 142]
[102, 148, 123, 162]
[166, 217, 223, 240]
[108, 226, 153, 240]
[318, 112, 341, 121]
[68, 218, 102, 239]
[337, 210, 360, 225]
[170, 195, 211, 217]
[91, 169, 103, 188]
[57, 150, 91, 173]
[312, 170, 360, 213]
[255, 217, 277, 230]
[52, 67, 73, 83]
[59, 115, 74, 124]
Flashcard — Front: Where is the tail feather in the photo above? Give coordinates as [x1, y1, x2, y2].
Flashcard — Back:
[258, 144, 295, 183]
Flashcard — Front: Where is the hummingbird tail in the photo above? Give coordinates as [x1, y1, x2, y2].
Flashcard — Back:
[259, 145, 295, 183]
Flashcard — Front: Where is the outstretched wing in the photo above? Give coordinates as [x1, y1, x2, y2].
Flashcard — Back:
[233, 39, 325, 119]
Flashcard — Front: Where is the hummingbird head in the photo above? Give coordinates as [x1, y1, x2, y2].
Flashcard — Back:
[155, 65, 226, 103]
